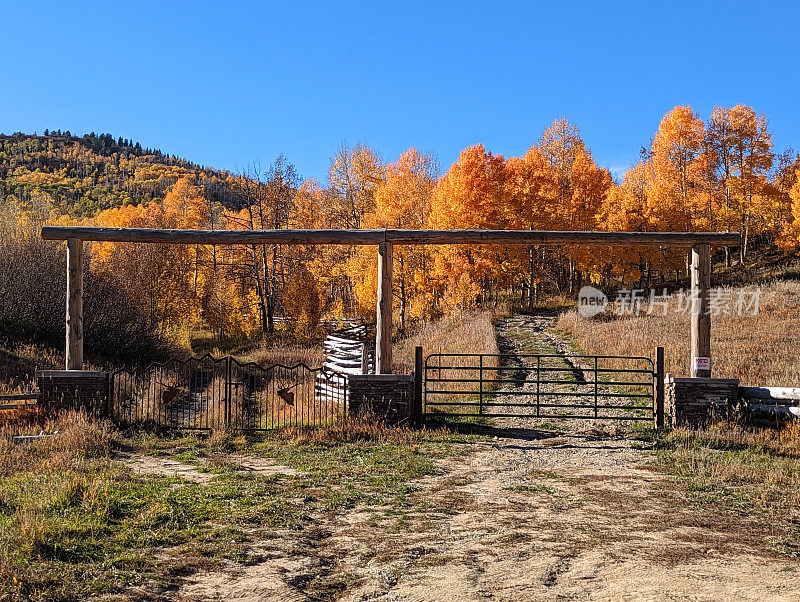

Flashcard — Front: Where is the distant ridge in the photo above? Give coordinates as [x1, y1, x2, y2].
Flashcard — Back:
[0, 131, 238, 215]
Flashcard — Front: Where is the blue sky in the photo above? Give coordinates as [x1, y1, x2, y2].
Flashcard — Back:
[1, 1, 798, 182]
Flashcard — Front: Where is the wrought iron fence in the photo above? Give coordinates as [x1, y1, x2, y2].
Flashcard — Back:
[109, 354, 347, 430]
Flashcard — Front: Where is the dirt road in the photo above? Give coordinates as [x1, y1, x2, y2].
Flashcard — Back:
[178, 315, 800, 601]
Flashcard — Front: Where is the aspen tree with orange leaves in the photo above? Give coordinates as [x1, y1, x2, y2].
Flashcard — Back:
[287, 179, 339, 335]
[505, 146, 558, 305]
[534, 119, 611, 292]
[363, 148, 438, 329]
[538, 117, 587, 206]
[645, 106, 708, 232]
[777, 169, 800, 253]
[563, 151, 613, 285]
[429, 144, 508, 311]
[597, 162, 659, 286]
[718, 105, 773, 262]
[327, 143, 385, 317]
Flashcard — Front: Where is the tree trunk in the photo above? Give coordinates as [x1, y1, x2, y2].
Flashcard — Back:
[741, 221, 749, 264]
[528, 246, 536, 309]
[250, 244, 269, 334]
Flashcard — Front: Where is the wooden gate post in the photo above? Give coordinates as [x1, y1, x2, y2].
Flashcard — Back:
[376, 242, 393, 374]
[224, 355, 232, 428]
[690, 243, 711, 378]
[65, 237, 84, 370]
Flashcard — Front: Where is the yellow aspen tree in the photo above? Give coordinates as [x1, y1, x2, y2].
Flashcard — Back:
[505, 146, 559, 305]
[353, 148, 438, 328]
[645, 105, 706, 232]
[429, 144, 508, 311]
[777, 168, 800, 252]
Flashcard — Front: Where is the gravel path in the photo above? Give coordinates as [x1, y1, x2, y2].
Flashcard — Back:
[490, 312, 653, 426]
[179, 429, 800, 601]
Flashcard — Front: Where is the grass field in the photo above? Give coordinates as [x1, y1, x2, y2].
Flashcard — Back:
[4, 294, 800, 597]
[393, 309, 502, 374]
[644, 422, 800, 557]
[555, 281, 800, 557]
[556, 280, 800, 386]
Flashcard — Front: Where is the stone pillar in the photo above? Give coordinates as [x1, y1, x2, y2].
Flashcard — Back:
[665, 375, 738, 427]
[348, 374, 414, 425]
[36, 370, 109, 416]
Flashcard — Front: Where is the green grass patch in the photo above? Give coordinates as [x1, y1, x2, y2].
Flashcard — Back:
[0, 415, 480, 600]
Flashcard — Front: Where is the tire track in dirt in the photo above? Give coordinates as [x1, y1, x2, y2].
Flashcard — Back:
[493, 312, 655, 425]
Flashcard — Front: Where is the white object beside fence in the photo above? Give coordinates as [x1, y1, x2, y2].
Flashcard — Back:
[315, 322, 374, 405]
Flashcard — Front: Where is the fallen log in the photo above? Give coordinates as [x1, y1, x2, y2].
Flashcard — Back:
[746, 404, 800, 418]
[739, 386, 800, 420]
[739, 387, 800, 403]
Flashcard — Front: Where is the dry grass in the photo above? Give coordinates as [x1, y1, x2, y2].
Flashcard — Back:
[555, 280, 800, 386]
[272, 415, 448, 444]
[393, 309, 503, 374]
[0, 344, 62, 395]
[0, 411, 116, 477]
[0, 406, 46, 429]
[671, 420, 800, 455]
[0, 409, 473, 600]
[243, 308, 505, 376]
[239, 343, 326, 368]
[393, 309, 506, 415]
[655, 421, 800, 555]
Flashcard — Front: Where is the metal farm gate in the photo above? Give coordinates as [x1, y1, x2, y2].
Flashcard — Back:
[109, 354, 347, 430]
[423, 350, 664, 423]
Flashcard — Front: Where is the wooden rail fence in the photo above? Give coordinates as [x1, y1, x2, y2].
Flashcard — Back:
[0, 393, 39, 411]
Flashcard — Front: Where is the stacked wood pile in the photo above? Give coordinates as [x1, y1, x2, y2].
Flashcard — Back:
[739, 387, 800, 420]
[315, 323, 374, 404]
[666, 375, 739, 427]
[665, 377, 800, 428]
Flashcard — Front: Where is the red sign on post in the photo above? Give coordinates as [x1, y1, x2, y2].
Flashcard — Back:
[693, 356, 711, 372]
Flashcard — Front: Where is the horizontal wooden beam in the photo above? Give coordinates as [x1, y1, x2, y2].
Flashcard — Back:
[0, 393, 39, 402]
[41, 226, 741, 247]
[383, 230, 741, 246]
[42, 226, 386, 245]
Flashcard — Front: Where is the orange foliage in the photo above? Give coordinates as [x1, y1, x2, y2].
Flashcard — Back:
[12, 104, 796, 347]
[777, 169, 800, 252]
[429, 144, 509, 311]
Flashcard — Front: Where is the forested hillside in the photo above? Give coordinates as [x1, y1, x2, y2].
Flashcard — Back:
[3, 104, 800, 359]
[0, 131, 237, 215]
